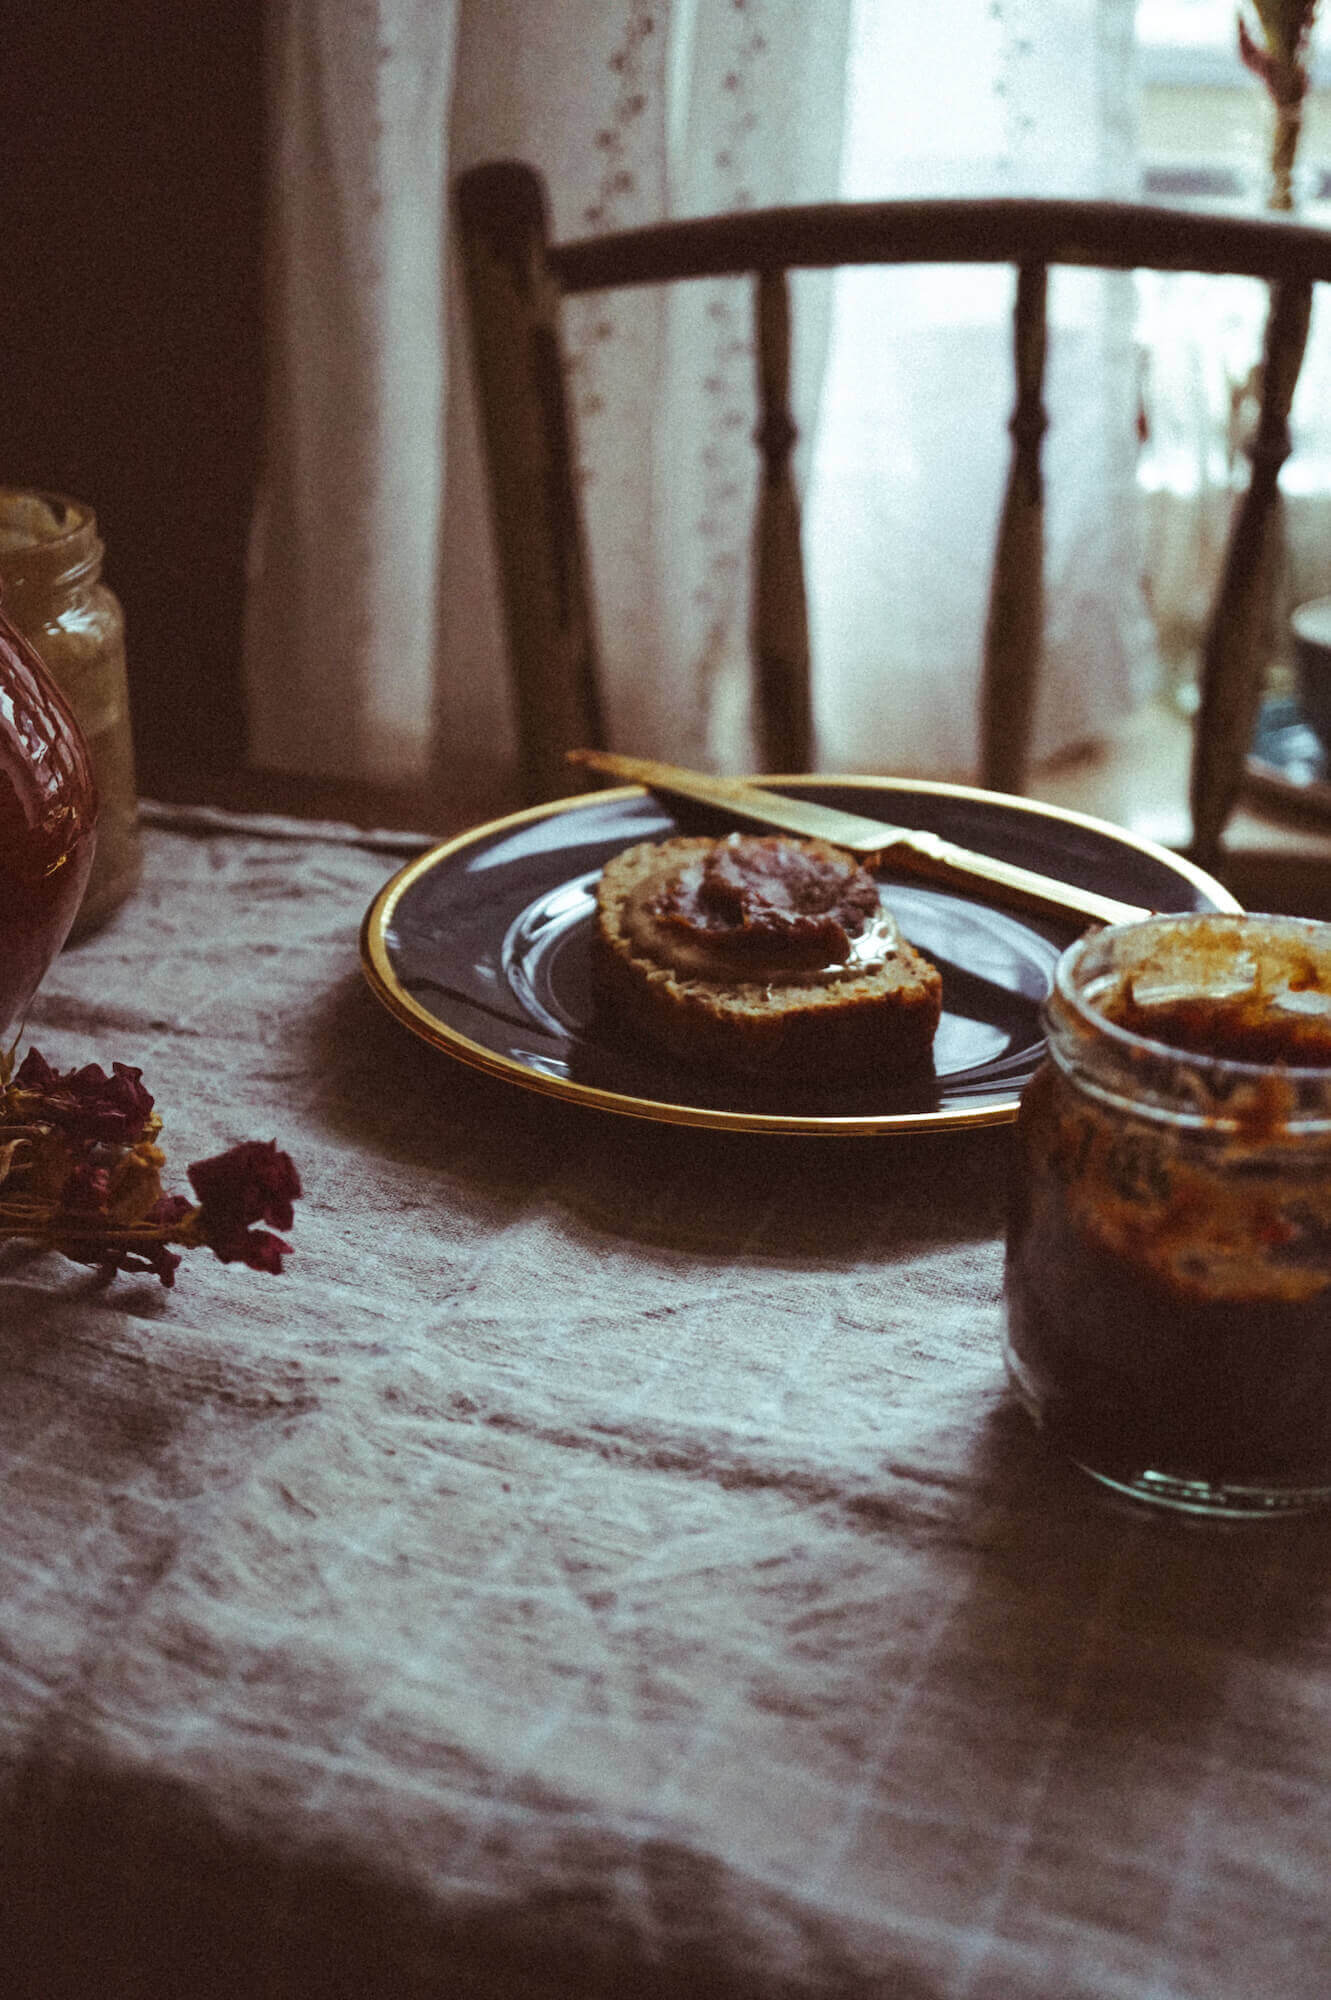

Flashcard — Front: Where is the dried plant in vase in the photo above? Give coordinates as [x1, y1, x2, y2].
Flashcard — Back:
[1239, 0, 1321, 210]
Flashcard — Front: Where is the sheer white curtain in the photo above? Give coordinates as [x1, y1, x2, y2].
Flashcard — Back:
[811, 0, 1148, 776]
[245, 0, 1145, 808]
[441, 0, 853, 781]
[245, 0, 458, 790]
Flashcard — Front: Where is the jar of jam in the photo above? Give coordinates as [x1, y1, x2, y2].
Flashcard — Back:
[1005, 912, 1331, 1517]
[0, 488, 141, 937]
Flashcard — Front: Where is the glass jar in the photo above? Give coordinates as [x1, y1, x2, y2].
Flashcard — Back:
[0, 602, 98, 1038]
[1005, 912, 1331, 1519]
[0, 488, 140, 937]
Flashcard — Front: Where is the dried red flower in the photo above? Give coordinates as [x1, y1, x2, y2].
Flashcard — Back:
[150, 1194, 195, 1230]
[187, 1140, 302, 1272]
[0, 1045, 300, 1288]
[64, 1162, 112, 1212]
[13, 1050, 156, 1146]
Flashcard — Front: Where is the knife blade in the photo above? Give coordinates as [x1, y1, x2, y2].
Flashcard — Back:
[567, 749, 1152, 931]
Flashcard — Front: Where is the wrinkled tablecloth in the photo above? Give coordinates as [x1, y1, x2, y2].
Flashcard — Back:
[1, 807, 1329, 2000]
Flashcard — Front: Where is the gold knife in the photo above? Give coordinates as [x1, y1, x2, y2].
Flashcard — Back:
[567, 749, 1151, 931]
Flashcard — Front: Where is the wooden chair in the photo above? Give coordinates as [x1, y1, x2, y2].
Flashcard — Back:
[454, 159, 1331, 871]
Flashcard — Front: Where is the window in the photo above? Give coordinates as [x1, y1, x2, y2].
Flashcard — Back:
[1139, 0, 1331, 205]
[1134, 1, 1331, 722]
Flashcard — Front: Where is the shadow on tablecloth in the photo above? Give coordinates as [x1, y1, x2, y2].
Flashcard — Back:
[305, 972, 1016, 1263]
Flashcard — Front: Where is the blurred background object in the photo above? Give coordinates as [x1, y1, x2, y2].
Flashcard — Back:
[0, 489, 141, 935]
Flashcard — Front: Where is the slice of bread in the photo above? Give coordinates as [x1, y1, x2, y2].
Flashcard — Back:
[591, 834, 942, 1080]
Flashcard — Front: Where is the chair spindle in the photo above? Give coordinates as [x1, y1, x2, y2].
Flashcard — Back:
[454, 162, 605, 803]
[980, 261, 1048, 796]
[751, 267, 814, 773]
[1190, 274, 1313, 867]
[459, 164, 1331, 851]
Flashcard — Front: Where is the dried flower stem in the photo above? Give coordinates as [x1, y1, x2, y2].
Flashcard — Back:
[1239, 2, 1319, 209]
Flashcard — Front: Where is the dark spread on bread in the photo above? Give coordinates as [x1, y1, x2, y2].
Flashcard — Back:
[625, 834, 899, 985]
[650, 835, 880, 969]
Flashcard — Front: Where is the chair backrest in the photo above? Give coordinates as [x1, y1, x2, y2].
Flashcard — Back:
[454, 159, 1331, 869]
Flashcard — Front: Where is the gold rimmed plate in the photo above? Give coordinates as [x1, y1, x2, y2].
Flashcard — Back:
[359, 776, 1238, 1137]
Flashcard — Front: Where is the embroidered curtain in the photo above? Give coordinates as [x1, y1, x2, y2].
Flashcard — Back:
[245, 0, 1143, 811]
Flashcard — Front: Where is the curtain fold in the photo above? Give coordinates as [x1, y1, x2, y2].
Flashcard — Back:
[246, 0, 1146, 809]
[246, 0, 457, 787]
[440, 0, 854, 790]
[808, 0, 1147, 779]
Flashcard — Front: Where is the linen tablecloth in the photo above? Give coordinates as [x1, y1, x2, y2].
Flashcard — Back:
[2, 807, 1328, 2000]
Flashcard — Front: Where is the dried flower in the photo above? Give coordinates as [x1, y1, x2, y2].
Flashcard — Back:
[188, 1140, 302, 1272]
[1240, 0, 1319, 77]
[11, 1049, 157, 1145]
[1238, 0, 1321, 207]
[0, 1043, 301, 1288]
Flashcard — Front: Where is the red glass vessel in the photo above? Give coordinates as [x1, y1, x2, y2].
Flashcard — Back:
[0, 601, 98, 1040]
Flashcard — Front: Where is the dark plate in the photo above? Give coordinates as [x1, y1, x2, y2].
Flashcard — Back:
[359, 777, 1238, 1135]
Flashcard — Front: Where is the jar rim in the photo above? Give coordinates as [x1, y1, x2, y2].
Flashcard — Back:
[1052, 911, 1331, 1075]
[0, 487, 101, 601]
[1046, 912, 1331, 1135]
